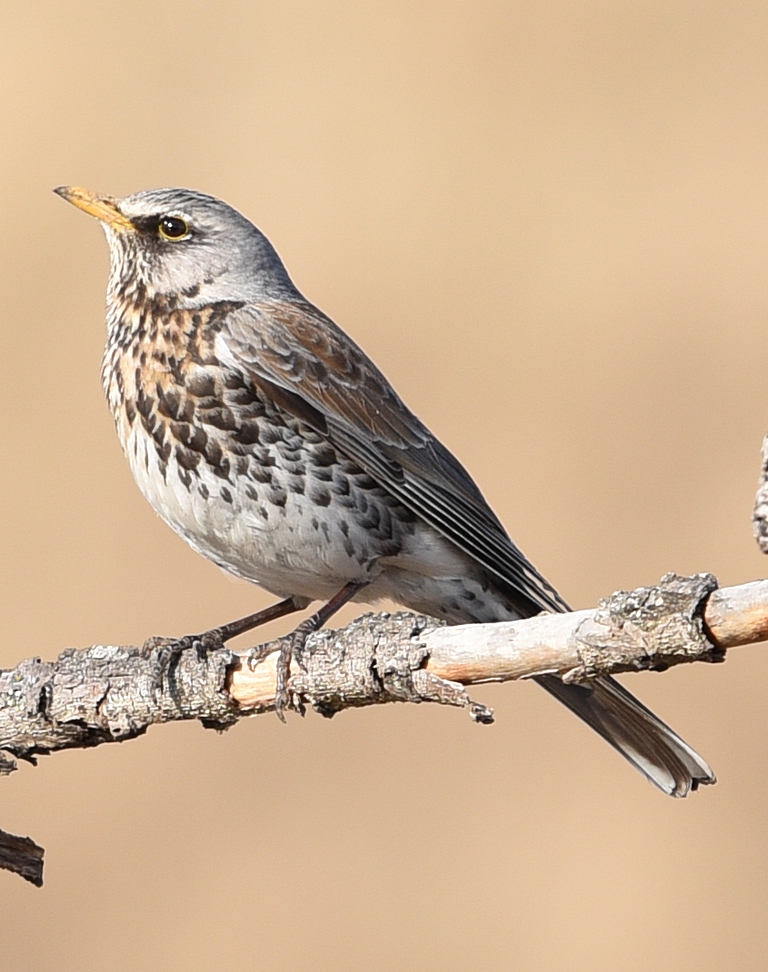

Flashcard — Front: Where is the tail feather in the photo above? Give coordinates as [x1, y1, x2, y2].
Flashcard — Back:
[535, 673, 715, 797]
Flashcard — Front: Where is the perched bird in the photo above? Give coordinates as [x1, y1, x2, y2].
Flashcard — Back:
[56, 185, 714, 796]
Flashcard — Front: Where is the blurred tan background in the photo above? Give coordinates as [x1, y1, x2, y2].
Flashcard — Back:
[2, 1, 768, 969]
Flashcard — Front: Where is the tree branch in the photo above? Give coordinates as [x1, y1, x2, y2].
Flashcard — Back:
[2, 571, 767, 885]
[753, 433, 768, 553]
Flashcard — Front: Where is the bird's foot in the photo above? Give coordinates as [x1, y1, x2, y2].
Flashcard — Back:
[142, 626, 225, 661]
[142, 628, 226, 696]
[246, 621, 316, 721]
[246, 582, 367, 720]
[142, 597, 307, 671]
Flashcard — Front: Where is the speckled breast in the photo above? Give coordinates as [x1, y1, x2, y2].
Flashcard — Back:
[100, 296, 413, 600]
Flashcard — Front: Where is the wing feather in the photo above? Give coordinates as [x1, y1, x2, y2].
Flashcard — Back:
[216, 298, 715, 796]
[220, 300, 568, 615]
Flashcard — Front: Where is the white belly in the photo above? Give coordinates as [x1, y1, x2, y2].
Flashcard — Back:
[122, 423, 517, 624]
[123, 424, 391, 600]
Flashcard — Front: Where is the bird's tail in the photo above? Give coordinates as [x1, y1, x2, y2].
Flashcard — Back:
[534, 673, 715, 797]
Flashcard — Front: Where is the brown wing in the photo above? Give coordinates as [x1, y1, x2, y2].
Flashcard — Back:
[219, 299, 568, 616]
[219, 299, 715, 796]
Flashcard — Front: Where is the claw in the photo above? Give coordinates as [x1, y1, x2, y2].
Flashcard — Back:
[245, 630, 310, 720]
[141, 629, 225, 699]
[245, 643, 273, 672]
[141, 636, 186, 698]
[274, 634, 297, 721]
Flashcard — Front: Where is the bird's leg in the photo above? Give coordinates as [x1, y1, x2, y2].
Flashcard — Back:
[143, 595, 309, 692]
[250, 581, 368, 721]
[193, 595, 310, 653]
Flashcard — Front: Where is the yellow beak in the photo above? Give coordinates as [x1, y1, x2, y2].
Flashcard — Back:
[54, 186, 134, 231]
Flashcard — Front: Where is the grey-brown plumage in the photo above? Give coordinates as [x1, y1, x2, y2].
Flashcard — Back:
[55, 184, 715, 796]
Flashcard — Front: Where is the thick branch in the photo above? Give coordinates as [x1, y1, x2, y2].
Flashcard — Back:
[229, 573, 767, 708]
[2, 572, 767, 884]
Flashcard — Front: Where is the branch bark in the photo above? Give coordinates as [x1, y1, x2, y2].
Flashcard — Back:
[2, 571, 767, 886]
[753, 433, 768, 553]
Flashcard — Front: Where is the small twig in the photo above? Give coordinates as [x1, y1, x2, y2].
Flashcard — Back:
[754, 433, 768, 554]
[0, 828, 44, 887]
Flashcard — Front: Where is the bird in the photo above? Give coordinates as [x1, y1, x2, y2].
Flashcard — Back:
[55, 184, 715, 796]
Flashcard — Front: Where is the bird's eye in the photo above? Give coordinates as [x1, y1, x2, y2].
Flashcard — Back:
[158, 215, 190, 241]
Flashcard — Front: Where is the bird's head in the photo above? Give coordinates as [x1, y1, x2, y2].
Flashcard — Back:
[54, 186, 298, 305]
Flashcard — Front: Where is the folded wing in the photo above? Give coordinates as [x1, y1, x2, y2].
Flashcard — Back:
[218, 299, 715, 796]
